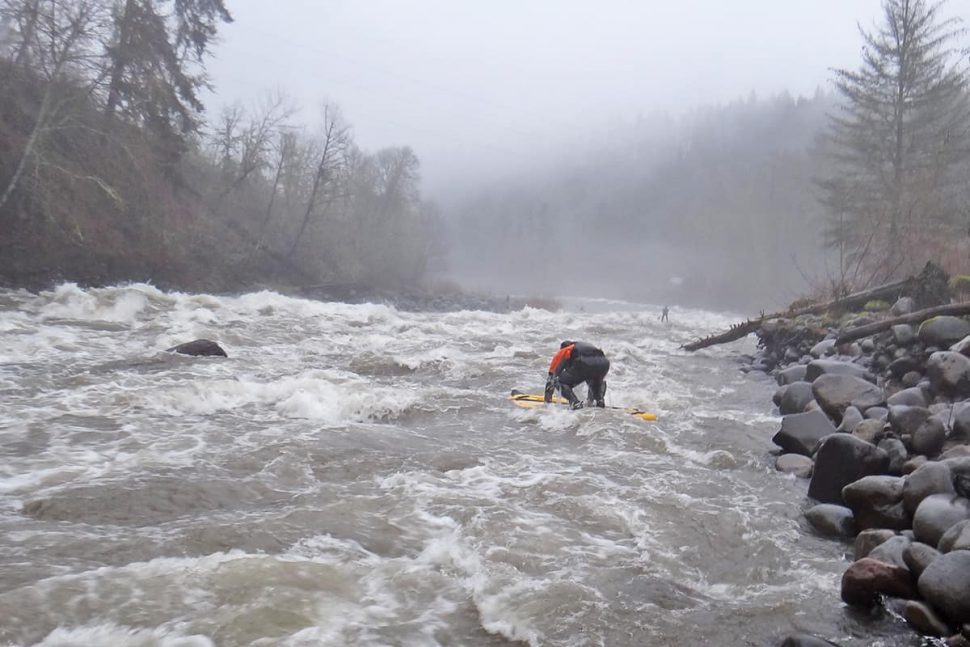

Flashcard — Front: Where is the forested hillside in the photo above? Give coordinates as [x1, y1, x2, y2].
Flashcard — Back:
[0, 0, 442, 294]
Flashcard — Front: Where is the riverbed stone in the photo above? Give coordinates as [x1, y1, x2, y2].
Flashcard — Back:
[938, 520, 970, 553]
[853, 419, 886, 444]
[888, 405, 932, 438]
[878, 437, 908, 476]
[805, 503, 856, 538]
[926, 351, 970, 398]
[865, 406, 889, 421]
[854, 529, 896, 560]
[810, 339, 837, 359]
[902, 371, 923, 388]
[779, 381, 815, 415]
[952, 335, 970, 357]
[775, 454, 813, 478]
[777, 364, 808, 386]
[813, 374, 886, 423]
[837, 406, 864, 433]
[809, 434, 890, 504]
[920, 317, 970, 348]
[913, 417, 947, 458]
[867, 535, 912, 569]
[772, 410, 837, 457]
[889, 355, 922, 380]
[841, 557, 917, 607]
[918, 550, 970, 624]
[888, 388, 928, 408]
[902, 600, 952, 637]
[904, 461, 957, 515]
[912, 494, 970, 547]
[903, 541, 941, 579]
[843, 475, 909, 531]
[893, 325, 917, 346]
[892, 297, 915, 316]
[806, 359, 872, 383]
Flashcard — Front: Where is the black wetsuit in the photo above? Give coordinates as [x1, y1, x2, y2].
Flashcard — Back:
[545, 341, 610, 408]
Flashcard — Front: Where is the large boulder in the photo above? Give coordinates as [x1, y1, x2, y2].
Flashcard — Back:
[167, 339, 228, 357]
[779, 381, 815, 415]
[813, 374, 886, 422]
[904, 461, 957, 515]
[805, 504, 856, 538]
[926, 351, 970, 398]
[805, 359, 872, 383]
[918, 550, 970, 624]
[919, 317, 970, 348]
[841, 557, 917, 607]
[772, 410, 837, 457]
[809, 435, 890, 504]
[842, 475, 909, 531]
[912, 493, 970, 547]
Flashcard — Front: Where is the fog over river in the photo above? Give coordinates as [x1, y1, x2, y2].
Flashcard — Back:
[0, 284, 923, 645]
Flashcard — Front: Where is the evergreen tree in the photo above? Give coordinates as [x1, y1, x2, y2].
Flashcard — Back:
[103, 0, 231, 159]
[819, 0, 970, 285]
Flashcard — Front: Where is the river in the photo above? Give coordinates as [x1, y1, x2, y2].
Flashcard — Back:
[0, 283, 924, 646]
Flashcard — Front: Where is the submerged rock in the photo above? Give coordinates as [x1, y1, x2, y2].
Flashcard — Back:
[167, 339, 228, 357]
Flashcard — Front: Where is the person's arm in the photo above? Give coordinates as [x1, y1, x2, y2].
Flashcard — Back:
[544, 346, 573, 402]
[544, 373, 558, 402]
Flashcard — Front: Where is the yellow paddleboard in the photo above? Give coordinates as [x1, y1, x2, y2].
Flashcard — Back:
[510, 389, 657, 421]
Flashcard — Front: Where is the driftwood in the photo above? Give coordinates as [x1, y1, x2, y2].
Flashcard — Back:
[682, 276, 918, 352]
[835, 302, 970, 346]
[682, 319, 765, 352]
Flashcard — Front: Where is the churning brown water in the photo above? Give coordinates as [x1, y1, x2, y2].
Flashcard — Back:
[0, 284, 924, 646]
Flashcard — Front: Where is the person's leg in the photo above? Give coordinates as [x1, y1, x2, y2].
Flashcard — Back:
[557, 367, 583, 408]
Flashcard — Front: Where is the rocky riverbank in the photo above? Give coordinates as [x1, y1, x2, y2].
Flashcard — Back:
[745, 295, 970, 646]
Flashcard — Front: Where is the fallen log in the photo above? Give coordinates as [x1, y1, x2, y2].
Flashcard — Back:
[682, 319, 764, 352]
[681, 273, 928, 352]
[835, 302, 970, 346]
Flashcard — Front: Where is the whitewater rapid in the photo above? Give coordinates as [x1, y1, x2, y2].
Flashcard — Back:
[0, 284, 920, 646]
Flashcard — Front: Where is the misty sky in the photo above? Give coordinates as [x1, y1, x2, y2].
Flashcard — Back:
[206, 0, 970, 198]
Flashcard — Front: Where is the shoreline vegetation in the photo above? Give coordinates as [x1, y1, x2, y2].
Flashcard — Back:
[687, 262, 970, 646]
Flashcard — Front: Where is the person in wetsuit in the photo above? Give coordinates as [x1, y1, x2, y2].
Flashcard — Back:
[544, 340, 610, 409]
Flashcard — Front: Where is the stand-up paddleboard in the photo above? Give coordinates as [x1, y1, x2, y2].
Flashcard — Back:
[510, 389, 657, 421]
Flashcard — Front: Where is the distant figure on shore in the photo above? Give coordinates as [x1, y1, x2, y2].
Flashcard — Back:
[660, 306, 669, 323]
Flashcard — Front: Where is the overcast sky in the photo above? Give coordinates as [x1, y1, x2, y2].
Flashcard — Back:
[206, 0, 970, 198]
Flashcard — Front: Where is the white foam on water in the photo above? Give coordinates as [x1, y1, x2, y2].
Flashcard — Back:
[37, 623, 214, 647]
[138, 370, 418, 424]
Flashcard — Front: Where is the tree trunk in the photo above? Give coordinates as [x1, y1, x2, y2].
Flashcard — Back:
[835, 302, 970, 345]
